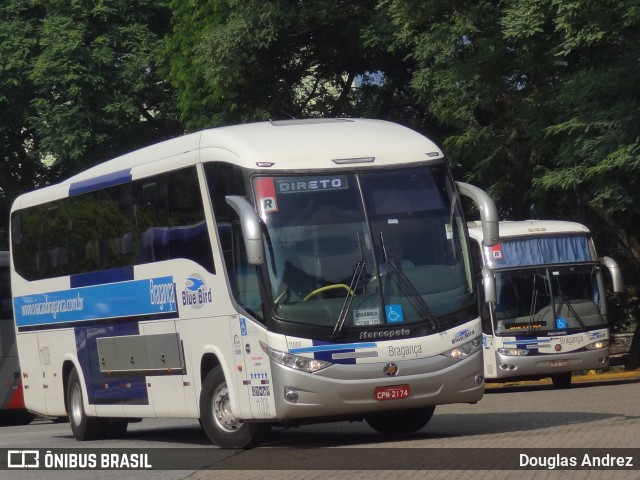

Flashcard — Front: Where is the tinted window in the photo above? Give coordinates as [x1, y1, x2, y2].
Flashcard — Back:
[12, 167, 214, 280]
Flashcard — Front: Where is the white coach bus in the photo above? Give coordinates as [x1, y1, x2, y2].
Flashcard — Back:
[10, 119, 498, 447]
[468, 220, 623, 387]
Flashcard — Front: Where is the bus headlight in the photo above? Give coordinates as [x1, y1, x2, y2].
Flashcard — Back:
[585, 339, 610, 350]
[260, 342, 332, 373]
[443, 336, 482, 360]
[497, 348, 530, 356]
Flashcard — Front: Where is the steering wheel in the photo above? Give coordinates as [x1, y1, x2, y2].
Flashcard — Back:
[303, 284, 355, 302]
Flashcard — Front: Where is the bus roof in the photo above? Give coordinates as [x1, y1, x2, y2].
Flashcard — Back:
[12, 119, 444, 210]
[467, 220, 590, 243]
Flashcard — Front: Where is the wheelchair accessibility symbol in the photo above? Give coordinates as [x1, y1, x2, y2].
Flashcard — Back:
[385, 304, 404, 324]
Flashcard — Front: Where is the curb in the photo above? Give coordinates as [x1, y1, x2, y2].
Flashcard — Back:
[485, 368, 640, 389]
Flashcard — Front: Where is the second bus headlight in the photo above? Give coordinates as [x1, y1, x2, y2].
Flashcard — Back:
[585, 339, 610, 350]
[261, 342, 332, 373]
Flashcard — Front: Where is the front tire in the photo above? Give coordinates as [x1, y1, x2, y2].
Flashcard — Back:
[199, 366, 270, 448]
[67, 368, 107, 440]
[366, 406, 436, 435]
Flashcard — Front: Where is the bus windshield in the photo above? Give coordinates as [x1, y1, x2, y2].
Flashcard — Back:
[254, 165, 474, 333]
[493, 265, 606, 335]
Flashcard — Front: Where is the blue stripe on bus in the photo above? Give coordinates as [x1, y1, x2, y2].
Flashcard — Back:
[289, 342, 377, 354]
[14, 276, 176, 327]
[70, 266, 134, 288]
[69, 169, 132, 196]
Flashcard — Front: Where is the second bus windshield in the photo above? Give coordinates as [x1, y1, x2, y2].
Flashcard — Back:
[493, 266, 606, 335]
[254, 165, 474, 334]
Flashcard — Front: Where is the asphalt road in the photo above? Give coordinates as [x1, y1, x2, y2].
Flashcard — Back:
[1, 370, 639, 480]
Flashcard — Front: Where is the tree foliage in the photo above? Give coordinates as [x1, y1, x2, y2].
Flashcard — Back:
[385, 0, 640, 342]
[165, 0, 435, 131]
[0, 1, 46, 248]
[0, 0, 182, 247]
[29, 0, 182, 176]
[1, 0, 639, 346]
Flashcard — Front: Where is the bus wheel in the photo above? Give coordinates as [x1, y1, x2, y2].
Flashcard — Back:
[365, 406, 435, 435]
[551, 372, 572, 388]
[199, 366, 270, 448]
[67, 368, 107, 441]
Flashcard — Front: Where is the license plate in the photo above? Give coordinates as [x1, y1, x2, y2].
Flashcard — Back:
[374, 384, 410, 401]
[549, 360, 568, 367]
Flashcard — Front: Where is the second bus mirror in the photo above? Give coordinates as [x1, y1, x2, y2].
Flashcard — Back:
[482, 266, 496, 304]
[601, 256, 624, 293]
[225, 196, 265, 265]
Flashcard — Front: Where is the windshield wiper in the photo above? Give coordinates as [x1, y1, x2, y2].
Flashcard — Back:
[331, 233, 366, 339]
[379, 233, 440, 330]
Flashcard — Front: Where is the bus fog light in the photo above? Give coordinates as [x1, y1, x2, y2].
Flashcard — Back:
[284, 388, 299, 403]
[475, 374, 484, 386]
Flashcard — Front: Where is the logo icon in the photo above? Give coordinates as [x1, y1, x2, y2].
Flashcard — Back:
[451, 328, 475, 344]
[383, 362, 399, 377]
[8, 450, 40, 469]
[181, 274, 212, 309]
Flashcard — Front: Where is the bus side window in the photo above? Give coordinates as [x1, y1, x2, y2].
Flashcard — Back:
[166, 168, 215, 271]
[134, 168, 215, 272]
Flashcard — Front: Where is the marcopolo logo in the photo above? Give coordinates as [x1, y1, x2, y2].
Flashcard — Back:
[182, 274, 212, 309]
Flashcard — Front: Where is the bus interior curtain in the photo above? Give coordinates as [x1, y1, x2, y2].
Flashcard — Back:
[499, 235, 591, 267]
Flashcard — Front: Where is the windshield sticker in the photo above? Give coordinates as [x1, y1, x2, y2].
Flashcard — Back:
[275, 175, 348, 194]
[353, 308, 381, 326]
[255, 177, 279, 215]
[490, 244, 503, 260]
[556, 317, 568, 329]
[385, 304, 404, 323]
[445, 223, 453, 239]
